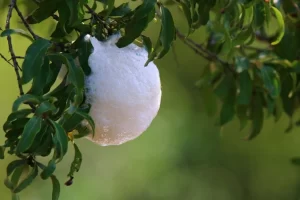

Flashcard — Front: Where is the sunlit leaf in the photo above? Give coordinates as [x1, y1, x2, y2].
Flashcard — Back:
[271, 6, 285, 45]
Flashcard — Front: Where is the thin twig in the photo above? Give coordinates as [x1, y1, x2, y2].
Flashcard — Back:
[5, 0, 24, 96]
[14, 4, 39, 39]
[0, 53, 14, 67]
[8, 56, 24, 61]
[176, 29, 229, 66]
[175, 29, 235, 73]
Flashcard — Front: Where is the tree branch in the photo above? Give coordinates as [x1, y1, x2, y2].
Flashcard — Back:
[14, 4, 39, 40]
[175, 29, 235, 73]
[5, 0, 24, 96]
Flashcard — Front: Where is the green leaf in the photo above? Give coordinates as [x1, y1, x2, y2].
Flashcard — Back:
[26, 0, 60, 24]
[51, 1, 72, 38]
[253, 1, 265, 29]
[22, 39, 51, 84]
[116, 0, 156, 47]
[68, 143, 82, 178]
[4, 109, 32, 129]
[0, 146, 4, 159]
[35, 101, 57, 116]
[105, 0, 115, 18]
[50, 119, 68, 162]
[78, 37, 92, 76]
[66, 0, 85, 27]
[259, 66, 281, 99]
[0, 29, 33, 41]
[270, 6, 285, 45]
[280, 73, 295, 117]
[246, 93, 264, 140]
[156, 6, 176, 59]
[76, 110, 95, 137]
[12, 94, 41, 112]
[48, 54, 85, 91]
[31, 57, 51, 95]
[7, 160, 26, 177]
[11, 165, 25, 187]
[110, 2, 131, 16]
[13, 164, 38, 193]
[34, 126, 53, 157]
[141, 35, 152, 54]
[40, 159, 56, 180]
[237, 70, 253, 105]
[236, 105, 248, 131]
[178, 1, 192, 34]
[43, 62, 62, 94]
[214, 74, 235, 102]
[16, 116, 43, 154]
[220, 102, 235, 126]
[51, 175, 60, 200]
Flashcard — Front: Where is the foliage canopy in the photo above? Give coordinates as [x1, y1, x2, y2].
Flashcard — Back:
[1, 0, 300, 199]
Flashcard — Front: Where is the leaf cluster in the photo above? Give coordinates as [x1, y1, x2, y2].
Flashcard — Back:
[2, 0, 300, 199]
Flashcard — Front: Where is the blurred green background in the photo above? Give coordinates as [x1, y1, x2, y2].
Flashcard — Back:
[1, 1, 300, 200]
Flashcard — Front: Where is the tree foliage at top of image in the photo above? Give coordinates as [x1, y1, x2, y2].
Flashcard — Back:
[0, 0, 299, 199]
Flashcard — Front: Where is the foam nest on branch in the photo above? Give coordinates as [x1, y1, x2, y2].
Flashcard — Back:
[83, 34, 162, 146]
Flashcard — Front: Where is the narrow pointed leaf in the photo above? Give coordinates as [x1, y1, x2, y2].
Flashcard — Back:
[16, 116, 43, 154]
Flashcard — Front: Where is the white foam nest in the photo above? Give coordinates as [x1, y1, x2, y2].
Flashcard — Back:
[82, 34, 162, 146]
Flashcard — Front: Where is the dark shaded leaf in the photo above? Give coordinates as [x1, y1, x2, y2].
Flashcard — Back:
[110, 2, 131, 16]
[22, 39, 51, 84]
[116, 0, 156, 47]
[66, 0, 85, 27]
[0, 146, 4, 159]
[246, 93, 264, 140]
[31, 57, 50, 95]
[236, 105, 248, 131]
[16, 116, 43, 154]
[237, 70, 252, 105]
[141, 35, 152, 54]
[156, 6, 176, 59]
[26, 0, 59, 24]
[78, 37, 92, 76]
